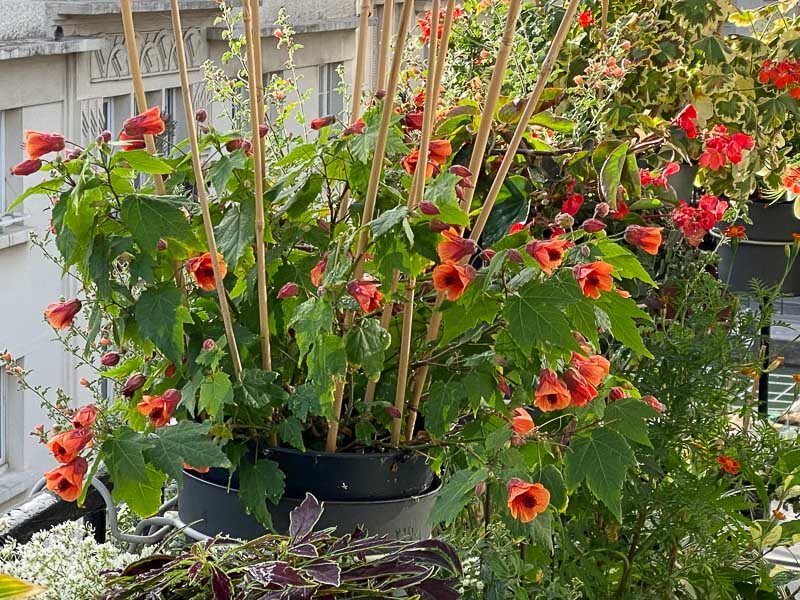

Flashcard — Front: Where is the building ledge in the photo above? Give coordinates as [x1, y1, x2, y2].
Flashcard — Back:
[0, 224, 34, 251]
[0, 36, 106, 61]
[48, 0, 220, 16]
[0, 471, 42, 513]
[207, 17, 368, 41]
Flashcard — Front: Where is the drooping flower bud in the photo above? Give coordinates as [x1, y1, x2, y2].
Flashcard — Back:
[429, 219, 450, 233]
[582, 218, 606, 233]
[101, 352, 121, 367]
[195, 109, 208, 123]
[202, 339, 216, 352]
[121, 373, 146, 398]
[554, 212, 574, 229]
[277, 282, 300, 300]
[594, 202, 610, 218]
[419, 201, 440, 216]
[507, 249, 523, 264]
[608, 387, 628, 401]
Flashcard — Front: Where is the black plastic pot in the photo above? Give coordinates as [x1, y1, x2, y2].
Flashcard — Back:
[178, 468, 441, 540]
[264, 447, 435, 500]
[667, 162, 698, 202]
[717, 199, 800, 294]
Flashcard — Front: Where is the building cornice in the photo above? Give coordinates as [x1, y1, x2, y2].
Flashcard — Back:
[0, 36, 106, 61]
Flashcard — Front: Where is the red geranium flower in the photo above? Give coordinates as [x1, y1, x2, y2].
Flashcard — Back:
[506, 479, 550, 523]
[137, 389, 181, 428]
[46, 428, 93, 464]
[578, 9, 594, 28]
[561, 193, 584, 216]
[673, 104, 698, 139]
[534, 368, 571, 412]
[717, 455, 740, 475]
[45, 457, 88, 502]
[418, 6, 465, 44]
[347, 276, 384, 313]
[437, 228, 477, 263]
[573, 261, 614, 299]
[44, 299, 82, 330]
[123, 106, 165, 137]
[526, 238, 573, 275]
[433, 262, 476, 301]
[699, 125, 754, 171]
[511, 407, 535, 435]
[187, 252, 227, 292]
[783, 165, 800, 194]
[624, 225, 662, 255]
[25, 131, 65, 159]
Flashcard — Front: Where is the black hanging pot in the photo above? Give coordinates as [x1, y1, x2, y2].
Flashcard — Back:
[716, 198, 800, 294]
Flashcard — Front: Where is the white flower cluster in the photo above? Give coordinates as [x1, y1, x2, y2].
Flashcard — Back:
[457, 554, 485, 595]
[0, 520, 144, 600]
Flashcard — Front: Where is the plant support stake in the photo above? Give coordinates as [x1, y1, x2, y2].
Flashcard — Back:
[168, 0, 242, 377]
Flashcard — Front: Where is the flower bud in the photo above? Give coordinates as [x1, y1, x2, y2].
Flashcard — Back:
[375, 90, 387, 100]
[202, 339, 216, 352]
[273, 28, 284, 38]
[163, 389, 181, 405]
[165, 363, 177, 378]
[419, 201, 440, 216]
[258, 124, 269, 138]
[157, 239, 168, 251]
[64, 148, 82, 162]
[195, 109, 208, 123]
[594, 202, 610, 218]
[310, 115, 337, 130]
[385, 405, 402, 419]
[34, 424, 45, 434]
[608, 387, 627, 401]
[554, 212, 574, 229]
[582, 218, 606, 233]
[429, 219, 450, 233]
[79, 377, 90, 387]
[101, 352, 121, 367]
[580, 246, 591, 257]
[642, 395, 665, 414]
[480, 249, 496, 264]
[121, 373, 146, 398]
[99, 337, 112, 346]
[10, 159, 42, 176]
[475, 481, 486, 497]
[100, 130, 112, 143]
[507, 249, 523, 264]
[277, 282, 300, 300]
[225, 139, 244, 152]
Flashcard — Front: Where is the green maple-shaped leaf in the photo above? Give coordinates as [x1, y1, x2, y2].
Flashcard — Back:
[431, 468, 488, 526]
[344, 319, 391, 381]
[215, 195, 255, 270]
[604, 399, 659, 447]
[565, 428, 636, 522]
[199, 372, 234, 419]
[102, 427, 164, 517]
[504, 280, 581, 352]
[144, 421, 230, 482]
[120, 195, 195, 256]
[134, 285, 193, 364]
[595, 291, 653, 358]
[238, 458, 285, 529]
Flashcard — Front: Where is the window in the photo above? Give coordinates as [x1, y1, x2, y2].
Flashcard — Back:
[0, 109, 24, 221]
[0, 111, 6, 215]
[0, 370, 6, 466]
[102, 98, 115, 133]
[318, 62, 344, 118]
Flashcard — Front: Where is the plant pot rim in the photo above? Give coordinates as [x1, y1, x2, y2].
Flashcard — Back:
[264, 446, 430, 461]
[182, 468, 443, 504]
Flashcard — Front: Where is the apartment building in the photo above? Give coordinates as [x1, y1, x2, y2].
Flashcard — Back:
[0, 0, 409, 511]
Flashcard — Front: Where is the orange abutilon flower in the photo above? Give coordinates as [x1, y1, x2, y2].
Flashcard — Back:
[72, 404, 99, 429]
[44, 298, 82, 330]
[10, 159, 42, 176]
[123, 106, 165, 137]
[717, 455, 740, 475]
[45, 457, 88, 502]
[437, 228, 477, 263]
[184, 463, 210, 474]
[428, 140, 452, 166]
[25, 130, 65, 159]
[570, 352, 610, 387]
[347, 277, 384, 313]
[119, 130, 146, 151]
[137, 389, 181, 428]
[433, 262, 476, 301]
[624, 225, 662, 255]
[46, 427, 93, 464]
[507, 478, 550, 523]
[563, 367, 598, 407]
[187, 252, 227, 292]
[311, 115, 337, 130]
[573, 261, 614, 299]
[534, 368, 571, 412]
[310, 254, 328, 287]
[511, 407, 535, 435]
[526, 238, 573, 275]
[403, 111, 424, 130]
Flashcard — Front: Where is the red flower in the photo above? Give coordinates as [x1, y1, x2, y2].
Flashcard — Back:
[123, 106, 165, 137]
[418, 6, 465, 44]
[578, 9, 594, 28]
[402, 149, 433, 178]
[310, 254, 328, 287]
[526, 238, 573, 275]
[72, 405, 99, 428]
[758, 59, 800, 98]
[433, 262, 476, 301]
[311, 115, 337, 130]
[624, 225, 662, 255]
[561, 193, 584, 216]
[573, 261, 614, 299]
[428, 140, 453, 165]
[511, 407, 535, 435]
[723, 225, 746, 239]
[46, 428, 93, 464]
[347, 277, 384, 313]
[673, 104, 698, 139]
[403, 111, 424, 130]
[699, 125, 754, 171]
[672, 195, 728, 247]
[437, 228, 477, 263]
[137, 389, 181, 428]
[10, 159, 42, 176]
[506, 479, 550, 523]
[25, 131, 65, 159]
[534, 368, 571, 412]
[509, 222, 528, 234]
[44, 299, 82, 330]
[45, 457, 88, 502]
[277, 282, 300, 299]
[611, 199, 629, 221]
[563, 367, 598, 407]
[783, 165, 800, 195]
[119, 130, 146, 151]
[187, 252, 227, 292]
[717, 455, 739, 475]
[571, 352, 610, 387]
[343, 119, 365, 136]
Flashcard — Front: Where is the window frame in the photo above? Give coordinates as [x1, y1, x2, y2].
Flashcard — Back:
[0, 370, 7, 467]
[318, 62, 344, 118]
[0, 110, 6, 215]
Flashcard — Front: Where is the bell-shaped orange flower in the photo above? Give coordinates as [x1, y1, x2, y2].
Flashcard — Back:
[72, 405, 99, 429]
[534, 368, 571, 412]
[433, 262, 476, 301]
[46, 427, 93, 464]
[45, 457, 88, 502]
[624, 225, 662, 255]
[44, 299, 82, 330]
[506, 478, 550, 523]
[563, 367, 598, 407]
[428, 140, 452, 166]
[119, 130, 146, 151]
[137, 389, 181, 428]
[310, 254, 328, 287]
[25, 131, 65, 159]
[402, 149, 434, 179]
[187, 252, 227, 292]
[526, 238, 573, 275]
[570, 352, 610, 387]
[347, 277, 384, 313]
[573, 261, 614, 299]
[437, 228, 477, 263]
[511, 407, 535, 435]
[123, 106, 165, 137]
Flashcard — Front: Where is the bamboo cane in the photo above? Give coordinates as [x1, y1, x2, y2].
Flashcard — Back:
[119, 0, 166, 197]
[376, 0, 395, 91]
[243, 0, 273, 372]
[601, 0, 609, 41]
[326, 0, 416, 452]
[250, 0, 265, 130]
[404, 0, 582, 440]
[460, 0, 523, 211]
[168, 0, 242, 378]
